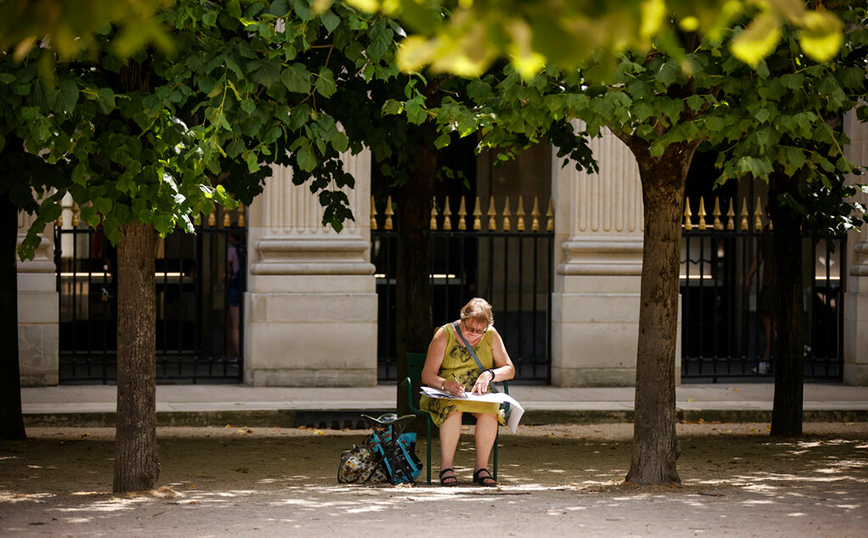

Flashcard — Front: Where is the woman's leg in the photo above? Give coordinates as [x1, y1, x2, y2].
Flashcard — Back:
[472, 412, 498, 472]
[439, 411, 462, 471]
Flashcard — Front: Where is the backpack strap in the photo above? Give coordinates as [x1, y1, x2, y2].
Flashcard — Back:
[451, 321, 498, 394]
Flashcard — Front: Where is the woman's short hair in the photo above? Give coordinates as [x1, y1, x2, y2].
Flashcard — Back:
[460, 297, 494, 326]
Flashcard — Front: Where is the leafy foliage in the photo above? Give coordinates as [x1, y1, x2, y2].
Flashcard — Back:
[343, 0, 843, 79]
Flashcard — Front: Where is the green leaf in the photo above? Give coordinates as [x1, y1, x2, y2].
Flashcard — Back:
[94, 197, 113, 216]
[780, 73, 805, 90]
[632, 102, 655, 123]
[252, 60, 281, 88]
[786, 147, 807, 170]
[202, 10, 218, 27]
[382, 99, 403, 115]
[297, 143, 317, 172]
[269, 0, 290, 17]
[466, 78, 493, 101]
[321, 9, 341, 33]
[97, 87, 116, 112]
[227, 0, 242, 18]
[315, 67, 337, 98]
[685, 95, 705, 112]
[405, 96, 427, 125]
[799, 11, 844, 63]
[731, 13, 782, 68]
[434, 133, 452, 149]
[290, 0, 314, 21]
[331, 131, 349, 153]
[281, 64, 312, 93]
[58, 79, 79, 113]
[656, 62, 679, 88]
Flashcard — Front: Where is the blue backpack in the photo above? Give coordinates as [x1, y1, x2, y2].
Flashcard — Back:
[364, 414, 423, 484]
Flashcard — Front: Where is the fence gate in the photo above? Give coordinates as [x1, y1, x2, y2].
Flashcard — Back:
[55, 206, 247, 384]
[372, 195, 555, 382]
[680, 197, 845, 381]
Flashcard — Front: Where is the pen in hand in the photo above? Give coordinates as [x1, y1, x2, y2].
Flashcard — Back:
[452, 374, 465, 397]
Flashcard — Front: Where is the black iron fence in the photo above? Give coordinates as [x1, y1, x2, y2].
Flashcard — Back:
[55, 205, 247, 384]
[372, 196, 555, 382]
[680, 197, 845, 381]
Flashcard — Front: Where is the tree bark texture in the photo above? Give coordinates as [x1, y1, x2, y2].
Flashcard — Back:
[622, 139, 699, 485]
[394, 143, 436, 416]
[768, 174, 805, 437]
[113, 222, 159, 492]
[0, 192, 26, 440]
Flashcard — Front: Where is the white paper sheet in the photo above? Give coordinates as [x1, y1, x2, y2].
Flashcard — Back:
[419, 387, 525, 434]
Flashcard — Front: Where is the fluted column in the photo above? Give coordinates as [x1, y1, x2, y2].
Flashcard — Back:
[844, 110, 868, 385]
[551, 124, 676, 386]
[17, 212, 59, 386]
[244, 150, 377, 386]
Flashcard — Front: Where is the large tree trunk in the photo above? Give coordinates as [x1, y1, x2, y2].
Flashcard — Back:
[621, 138, 699, 485]
[113, 221, 158, 492]
[768, 173, 805, 437]
[0, 192, 26, 440]
[394, 143, 436, 416]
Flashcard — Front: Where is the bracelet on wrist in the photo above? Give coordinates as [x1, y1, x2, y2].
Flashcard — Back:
[487, 369, 496, 381]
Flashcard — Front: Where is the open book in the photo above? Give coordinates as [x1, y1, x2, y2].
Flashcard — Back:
[419, 386, 525, 434]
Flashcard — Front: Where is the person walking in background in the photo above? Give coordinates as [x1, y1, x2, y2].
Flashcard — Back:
[225, 233, 242, 361]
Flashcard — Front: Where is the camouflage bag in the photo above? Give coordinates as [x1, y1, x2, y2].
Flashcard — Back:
[337, 444, 389, 484]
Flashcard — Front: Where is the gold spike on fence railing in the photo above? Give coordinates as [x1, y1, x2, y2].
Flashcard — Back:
[698, 197, 707, 231]
[683, 198, 693, 231]
[370, 196, 378, 230]
[458, 197, 467, 231]
[502, 196, 512, 231]
[56, 212, 63, 227]
[739, 198, 749, 231]
[713, 197, 723, 231]
[487, 196, 497, 231]
[546, 198, 554, 232]
[238, 205, 246, 228]
[384, 196, 394, 230]
[208, 203, 217, 227]
[430, 198, 439, 230]
[516, 196, 526, 232]
[443, 196, 452, 231]
[71, 202, 80, 227]
[727, 199, 735, 230]
[223, 206, 232, 228]
[473, 197, 482, 231]
[531, 197, 540, 232]
[754, 197, 764, 231]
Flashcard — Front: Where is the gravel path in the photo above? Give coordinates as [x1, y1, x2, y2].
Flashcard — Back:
[1, 422, 866, 536]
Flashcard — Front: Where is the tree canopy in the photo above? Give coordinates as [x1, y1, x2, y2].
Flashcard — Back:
[345, 0, 843, 78]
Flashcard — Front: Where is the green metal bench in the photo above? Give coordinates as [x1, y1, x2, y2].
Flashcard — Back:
[402, 352, 507, 484]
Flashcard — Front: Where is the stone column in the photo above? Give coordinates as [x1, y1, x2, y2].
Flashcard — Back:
[551, 126, 680, 386]
[844, 110, 868, 385]
[17, 213, 59, 386]
[244, 150, 378, 386]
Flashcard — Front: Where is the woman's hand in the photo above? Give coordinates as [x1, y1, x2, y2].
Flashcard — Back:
[446, 378, 465, 397]
[471, 370, 494, 395]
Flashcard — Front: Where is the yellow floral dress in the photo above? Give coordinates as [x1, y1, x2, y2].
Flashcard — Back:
[420, 322, 504, 427]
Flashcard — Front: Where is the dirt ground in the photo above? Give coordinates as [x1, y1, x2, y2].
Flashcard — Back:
[1, 422, 867, 537]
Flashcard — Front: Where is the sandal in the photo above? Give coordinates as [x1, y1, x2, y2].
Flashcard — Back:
[473, 468, 497, 487]
[439, 468, 459, 487]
